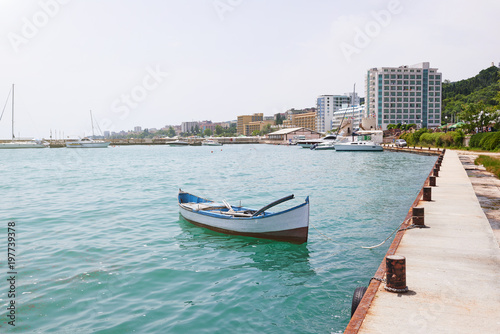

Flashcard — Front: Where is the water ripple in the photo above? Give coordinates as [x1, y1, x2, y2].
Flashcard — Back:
[0, 145, 436, 333]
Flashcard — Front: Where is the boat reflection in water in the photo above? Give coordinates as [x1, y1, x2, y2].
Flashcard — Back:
[177, 216, 315, 277]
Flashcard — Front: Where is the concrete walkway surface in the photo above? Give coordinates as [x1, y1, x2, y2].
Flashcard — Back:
[356, 150, 500, 334]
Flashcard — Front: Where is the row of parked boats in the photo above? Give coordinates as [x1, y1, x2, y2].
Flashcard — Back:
[167, 139, 223, 146]
[297, 132, 383, 151]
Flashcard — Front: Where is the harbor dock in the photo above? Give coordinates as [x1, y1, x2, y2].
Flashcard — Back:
[45, 137, 261, 147]
[346, 150, 500, 333]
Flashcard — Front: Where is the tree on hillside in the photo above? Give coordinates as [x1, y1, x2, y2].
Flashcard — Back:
[261, 123, 272, 135]
[442, 66, 500, 123]
[215, 125, 224, 135]
[167, 126, 176, 137]
[459, 101, 500, 133]
[443, 66, 500, 98]
[275, 114, 285, 125]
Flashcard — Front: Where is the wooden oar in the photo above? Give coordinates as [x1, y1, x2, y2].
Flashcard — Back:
[251, 194, 294, 217]
[222, 200, 235, 213]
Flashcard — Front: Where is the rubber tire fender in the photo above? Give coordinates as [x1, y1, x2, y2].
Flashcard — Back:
[351, 286, 368, 317]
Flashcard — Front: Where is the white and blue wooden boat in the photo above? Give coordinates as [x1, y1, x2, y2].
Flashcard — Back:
[178, 190, 309, 244]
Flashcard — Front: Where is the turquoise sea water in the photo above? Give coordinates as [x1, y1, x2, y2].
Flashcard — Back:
[0, 144, 436, 333]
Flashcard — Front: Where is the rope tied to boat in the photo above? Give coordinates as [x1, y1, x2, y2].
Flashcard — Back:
[310, 222, 336, 242]
[361, 218, 413, 249]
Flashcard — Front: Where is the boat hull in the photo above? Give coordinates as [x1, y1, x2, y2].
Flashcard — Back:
[0, 142, 48, 149]
[66, 142, 110, 148]
[168, 141, 190, 146]
[178, 192, 309, 244]
[334, 142, 383, 151]
[312, 142, 336, 150]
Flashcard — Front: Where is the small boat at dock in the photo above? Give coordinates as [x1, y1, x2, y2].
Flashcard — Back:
[311, 140, 336, 150]
[201, 139, 222, 146]
[66, 137, 110, 148]
[66, 111, 110, 148]
[168, 140, 190, 146]
[297, 134, 337, 149]
[334, 139, 383, 151]
[178, 190, 309, 244]
[334, 132, 383, 151]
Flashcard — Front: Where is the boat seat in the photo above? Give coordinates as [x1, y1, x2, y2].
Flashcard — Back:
[181, 202, 225, 211]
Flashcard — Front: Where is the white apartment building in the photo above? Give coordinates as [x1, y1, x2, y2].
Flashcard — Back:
[365, 62, 442, 130]
[316, 95, 351, 132]
[332, 105, 365, 131]
[181, 121, 199, 133]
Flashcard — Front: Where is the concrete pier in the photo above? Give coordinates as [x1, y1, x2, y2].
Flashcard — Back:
[346, 150, 500, 333]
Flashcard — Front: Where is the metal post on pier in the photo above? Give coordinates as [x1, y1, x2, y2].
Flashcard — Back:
[384, 255, 408, 293]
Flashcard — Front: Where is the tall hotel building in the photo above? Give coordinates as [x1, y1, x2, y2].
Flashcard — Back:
[316, 95, 351, 132]
[365, 62, 442, 130]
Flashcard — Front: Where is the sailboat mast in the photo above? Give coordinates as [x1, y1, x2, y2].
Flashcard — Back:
[352, 83, 355, 106]
[90, 110, 95, 138]
[11, 84, 14, 140]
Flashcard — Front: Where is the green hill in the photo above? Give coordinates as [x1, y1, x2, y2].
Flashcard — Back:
[442, 66, 500, 121]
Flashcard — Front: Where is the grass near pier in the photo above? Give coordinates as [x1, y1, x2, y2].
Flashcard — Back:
[475, 155, 500, 178]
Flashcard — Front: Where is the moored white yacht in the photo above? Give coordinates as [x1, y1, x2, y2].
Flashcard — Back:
[66, 137, 110, 148]
[66, 111, 110, 148]
[0, 84, 49, 149]
[0, 139, 49, 149]
[334, 133, 383, 151]
[201, 139, 222, 146]
[298, 134, 337, 149]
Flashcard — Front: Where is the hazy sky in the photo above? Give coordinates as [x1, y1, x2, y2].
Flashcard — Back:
[1, 0, 499, 138]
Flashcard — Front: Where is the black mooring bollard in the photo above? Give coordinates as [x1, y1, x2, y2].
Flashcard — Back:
[433, 168, 439, 177]
[412, 207, 425, 226]
[429, 175, 436, 187]
[423, 187, 432, 201]
[385, 255, 408, 293]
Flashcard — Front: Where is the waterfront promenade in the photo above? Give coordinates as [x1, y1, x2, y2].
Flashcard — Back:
[346, 150, 500, 333]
